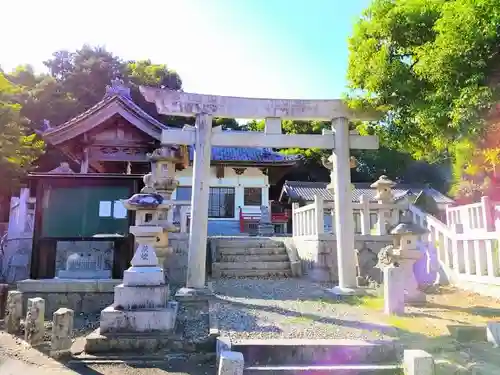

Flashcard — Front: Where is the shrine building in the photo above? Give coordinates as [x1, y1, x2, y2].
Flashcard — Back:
[27, 81, 298, 280]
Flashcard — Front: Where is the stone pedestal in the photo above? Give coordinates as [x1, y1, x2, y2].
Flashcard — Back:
[99, 242, 177, 335]
[86, 229, 178, 352]
[257, 223, 274, 236]
[399, 250, 426, 304]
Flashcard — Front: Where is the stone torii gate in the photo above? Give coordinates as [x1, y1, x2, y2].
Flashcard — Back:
[140, 87, 379, 298]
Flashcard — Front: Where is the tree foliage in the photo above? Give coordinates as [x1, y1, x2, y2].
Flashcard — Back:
[244, 118, 446, 185]
[347, 0, 500, 199]
[0, 72, 44, 194]
[7, 45, 185, 131]
[347, 1, 499, 154]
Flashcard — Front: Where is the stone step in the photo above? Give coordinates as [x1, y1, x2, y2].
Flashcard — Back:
[216, 239, 285, 249]
[230, 339, 401, 366]
[216, 262, 290, 270]
[218, 269, 293, 278]
[244, 364, 402, 375]
[113, 284, 170, 310]
[219, 247, 288, 256]
[220, 254, 290, 262]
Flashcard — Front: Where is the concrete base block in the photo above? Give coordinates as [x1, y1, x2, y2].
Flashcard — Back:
[218, 351, 244, 375]
[57, 270, 111, 279]
[99, 301, 178, 334]
[84, 328, 178, 354]
[487, 321, 500, 347]
[403, 349, 435, 375]
[113, 284, 169, 310]
[175, 287, 213, 302]
[326, 286, 366, 296]
[123, 266, 165, 286]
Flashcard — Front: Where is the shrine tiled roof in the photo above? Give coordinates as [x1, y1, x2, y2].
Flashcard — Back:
[39, 80, 301, 166]
[279, 180, 454, 204]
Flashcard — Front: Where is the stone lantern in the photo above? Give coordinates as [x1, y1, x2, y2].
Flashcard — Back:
[371, 175, 397, 234]
[146, 146, 184, 267]
[371, 175, 396, 203]
[390, 222, 427, 304]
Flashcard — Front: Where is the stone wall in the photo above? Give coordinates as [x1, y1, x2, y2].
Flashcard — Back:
[290, 234, 393, 282]
[17, 279, 120, 316]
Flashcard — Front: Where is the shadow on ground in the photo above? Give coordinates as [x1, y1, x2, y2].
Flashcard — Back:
[215, 293, 500, 375]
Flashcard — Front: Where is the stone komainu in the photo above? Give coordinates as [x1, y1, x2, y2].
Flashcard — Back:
[376, 245, 399, 269]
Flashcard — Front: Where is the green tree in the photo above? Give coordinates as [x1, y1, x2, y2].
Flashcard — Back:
[8, 46, 186, 130]
[244, 118, 439, 184]
[0, 72, 44, 194]
[346, 0, 500, 164]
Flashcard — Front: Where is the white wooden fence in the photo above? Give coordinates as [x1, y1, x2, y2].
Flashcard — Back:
[410, 204, 500, 285]
[292, 193, 500, 287]
[292, 195, 408, 236]
[446, 196, 494, 232]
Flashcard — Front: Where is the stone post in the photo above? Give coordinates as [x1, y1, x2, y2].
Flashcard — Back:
[50, 308, 74, 358]
[329, 117, 357, 293]
[218, 351, 244, 375]
[403, 350, 435, 375]
[0, 284, 8, 319]
[5, 290, 22, 334]
[25, 297, 45, 345]
[383, 266, 405, 315]
[487, 321, 500, 347]
[177, 113, 213, 299]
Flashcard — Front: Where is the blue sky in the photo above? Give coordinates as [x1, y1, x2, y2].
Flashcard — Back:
[1, 0, 370, 99]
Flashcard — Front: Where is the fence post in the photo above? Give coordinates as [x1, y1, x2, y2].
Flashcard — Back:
[292, 203, 299, 236]
[314, 195, 324, 235]
[481, 196, 493, 231]
[359, 195, 370, 235]
[180, 207, 188, 233]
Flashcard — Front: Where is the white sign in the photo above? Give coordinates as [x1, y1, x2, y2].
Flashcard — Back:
[98, 201, 112, 217]
[113, 200, 127, 219]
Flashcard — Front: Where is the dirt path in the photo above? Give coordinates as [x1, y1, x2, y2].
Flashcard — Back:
[0, 332, 216, 375]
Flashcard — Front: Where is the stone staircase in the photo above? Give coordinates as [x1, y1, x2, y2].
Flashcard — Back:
[220, 339, 404, 375]
[212, 238, 293, 278]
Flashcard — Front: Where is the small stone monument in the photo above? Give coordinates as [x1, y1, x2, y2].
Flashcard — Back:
[5, 290, 23, 334]
[258, 205, 274, 236]
[25, 297, 45, 346]
[57, 248, 111, 279]
[50, 308, 74, 358]
[390, 221, 427, 304]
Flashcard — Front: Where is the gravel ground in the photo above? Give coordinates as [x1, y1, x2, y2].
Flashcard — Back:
[212, 278, 397, 343]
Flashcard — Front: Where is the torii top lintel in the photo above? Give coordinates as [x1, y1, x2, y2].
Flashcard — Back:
[139, 87, 378, 121]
